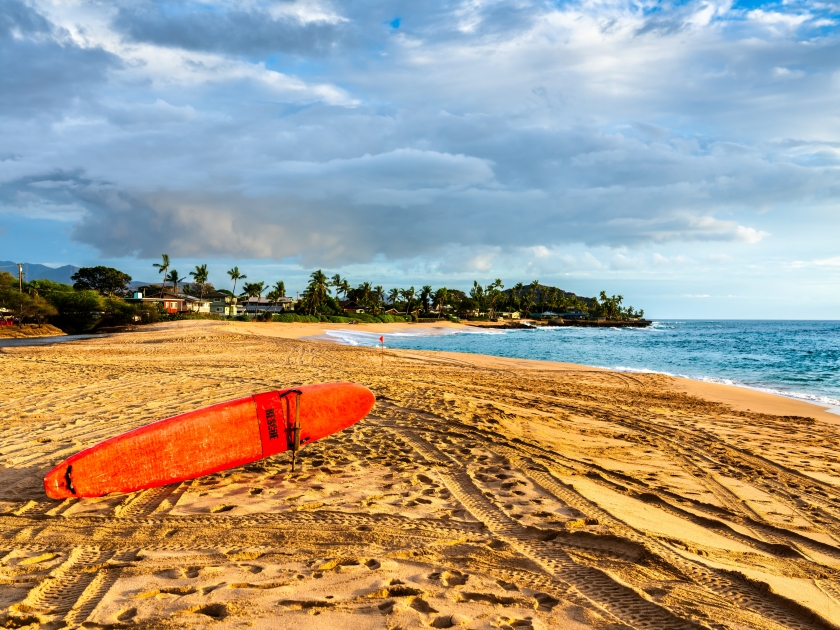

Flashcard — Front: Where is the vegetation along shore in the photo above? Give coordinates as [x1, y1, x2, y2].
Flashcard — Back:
[1, 254, 647, 334]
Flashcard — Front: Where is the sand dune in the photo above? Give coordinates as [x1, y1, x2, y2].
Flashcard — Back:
[1, 320, 839, 629]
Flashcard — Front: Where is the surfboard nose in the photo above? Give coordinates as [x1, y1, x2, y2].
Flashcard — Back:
[44, 463, 75, 500]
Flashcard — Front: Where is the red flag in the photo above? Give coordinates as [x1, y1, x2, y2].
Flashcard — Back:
[379, 336, 384, 343]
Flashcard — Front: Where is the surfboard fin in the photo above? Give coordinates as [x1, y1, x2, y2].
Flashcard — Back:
[278, 389, 303, 472]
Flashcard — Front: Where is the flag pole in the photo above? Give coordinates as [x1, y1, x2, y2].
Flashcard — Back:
[379, 335, 384, 366]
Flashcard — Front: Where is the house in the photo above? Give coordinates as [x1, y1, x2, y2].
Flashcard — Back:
[204, 291, 242, 316]
[383, 308, 400, 315]
[559, 311, 588, 319]
[339, 300, 365, 314]
[498, 311, 521, 319]
[125, 291, 210, 314]
[240, 296, 295, 314]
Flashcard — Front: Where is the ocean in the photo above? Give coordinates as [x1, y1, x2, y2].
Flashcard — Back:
[318, 320, 840, 411]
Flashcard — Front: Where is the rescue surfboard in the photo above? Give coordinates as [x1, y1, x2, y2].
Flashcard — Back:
[44, 382, 375, 499]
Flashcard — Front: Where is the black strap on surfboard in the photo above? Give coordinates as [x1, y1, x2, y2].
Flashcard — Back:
[278, 389, 303, 472]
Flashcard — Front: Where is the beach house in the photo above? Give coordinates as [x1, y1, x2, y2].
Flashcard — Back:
[204, 291, 242, 317]
[125, 291, 210, 314]
[241, 296, 295, 315]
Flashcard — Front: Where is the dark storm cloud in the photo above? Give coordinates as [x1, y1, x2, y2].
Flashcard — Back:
[111, 0, 350, 57]
[0, 0, 118, 116]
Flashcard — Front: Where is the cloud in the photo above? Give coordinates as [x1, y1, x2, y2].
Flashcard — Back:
[2, 0, 838, 273]
[0, 0, 118, 116]
[111, 1, 350, 57]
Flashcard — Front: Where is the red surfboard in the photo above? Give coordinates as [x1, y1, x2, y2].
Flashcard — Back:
[44, 382, 375, 499]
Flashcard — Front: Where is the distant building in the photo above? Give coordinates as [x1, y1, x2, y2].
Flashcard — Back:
[241, 296, 295, 314]
[125, 291, 210, 314]
[204, 291, 242, 316]
[339, 300, 365, 314]
[498, 311, 521, 319]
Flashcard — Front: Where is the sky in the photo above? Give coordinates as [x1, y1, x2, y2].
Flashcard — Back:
[1, 0, 839, 318]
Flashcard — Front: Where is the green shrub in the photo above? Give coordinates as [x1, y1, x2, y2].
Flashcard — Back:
[46, 289, 104, 333]
[328, 316, 353, 323]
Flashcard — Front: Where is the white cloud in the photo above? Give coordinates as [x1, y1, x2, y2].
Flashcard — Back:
[1, 0, 837, 278]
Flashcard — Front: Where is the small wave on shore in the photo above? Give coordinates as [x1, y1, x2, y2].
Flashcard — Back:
[315, 326, 507, 347]
[315, 320, 840, 415]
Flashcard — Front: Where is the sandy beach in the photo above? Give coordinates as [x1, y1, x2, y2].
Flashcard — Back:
[1, 319, 839, 629]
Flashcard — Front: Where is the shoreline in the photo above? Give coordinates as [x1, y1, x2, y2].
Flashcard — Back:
[230, 320, 840, 424]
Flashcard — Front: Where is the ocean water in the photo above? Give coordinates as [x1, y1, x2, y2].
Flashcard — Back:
[320, 321, 840, 410]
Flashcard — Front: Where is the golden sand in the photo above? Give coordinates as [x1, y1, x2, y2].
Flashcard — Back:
[1, 320, 839, 629]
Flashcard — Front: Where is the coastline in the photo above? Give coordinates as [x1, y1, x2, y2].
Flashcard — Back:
[3, 319, 839, 628]
[233, 320, 840, 424]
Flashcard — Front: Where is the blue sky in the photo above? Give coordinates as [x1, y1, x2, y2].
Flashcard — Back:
[2, 0, 839, 317]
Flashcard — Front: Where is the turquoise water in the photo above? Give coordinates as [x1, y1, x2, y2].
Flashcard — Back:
[321, 321, 840, 409]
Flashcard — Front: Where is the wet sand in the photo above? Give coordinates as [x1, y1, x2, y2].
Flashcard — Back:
[1, 320, 839, 629]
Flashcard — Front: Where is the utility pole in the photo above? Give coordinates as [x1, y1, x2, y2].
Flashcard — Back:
[17, 263, 23, 293]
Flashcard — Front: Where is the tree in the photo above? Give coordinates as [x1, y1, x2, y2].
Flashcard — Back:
[400, 286, 415, 314]
[266, 289, 282, 312]
[387, 287, 400, 307]
[420, 285, 433, 314]
[512, 282, 524, 311]
[331, 274, 351, 300]
[47, 290, 105, 333]
[486, 279, 504, 319]
[370, 285, 385, 314]
[189, 264, 209, 299]
[71, 266, 132, 296]
[227, 267, 246, 298]
[469, 281, 485, 312]
[153, 254, 170, 291]
[300, 269, 330, 315]
[165, 270, 184, 291]
[356, 282, 373, 308]
[272, 280, 286, 298]
[433, 287, 448, 317]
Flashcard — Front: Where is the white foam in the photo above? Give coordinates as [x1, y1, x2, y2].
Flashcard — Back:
[599, 365, 840, 410]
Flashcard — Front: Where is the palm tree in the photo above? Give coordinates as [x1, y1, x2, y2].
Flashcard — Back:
[513, 282, 524, 311]
[387, 287, 400, 307]
[302, 270, 329, 315]
[153, 254, 170, 292]
[266, 289, 281, 312]
[227, 267, 246, 297]
[433, 287, 448, 317]
[420, 285, 432, 314]
[165, 269, 184, 292]
[272, 280, 286, 306]
[189, 264, 209, 299]
[357, 282, 373, 308]
[330, 274, 351, 300]
[242, 281, 266, 318]
[487, 279, 504, 319]
[400, 286, 416, 315]
[531, 279, 541, 312]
